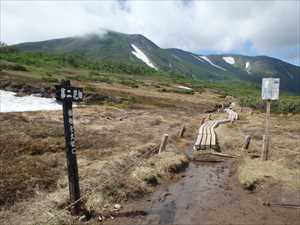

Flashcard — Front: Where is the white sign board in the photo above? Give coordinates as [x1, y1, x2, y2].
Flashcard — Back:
[262, 78, 280, 100]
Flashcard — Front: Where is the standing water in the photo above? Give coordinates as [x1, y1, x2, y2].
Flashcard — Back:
[140, 161, 232, 225]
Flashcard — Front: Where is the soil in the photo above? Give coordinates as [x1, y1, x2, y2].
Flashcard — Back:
[103, 159, 299, 225]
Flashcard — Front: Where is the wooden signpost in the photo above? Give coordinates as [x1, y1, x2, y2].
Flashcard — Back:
[261, 78, 280, 160]
[55, 80, 83, 215]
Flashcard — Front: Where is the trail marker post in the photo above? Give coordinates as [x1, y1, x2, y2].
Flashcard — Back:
[159, 134, 169, 154]
[55, 80, 83, 215]
[261, 78, 279, 160]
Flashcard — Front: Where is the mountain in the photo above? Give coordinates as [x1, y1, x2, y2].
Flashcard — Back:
[14, 31, 300, 94]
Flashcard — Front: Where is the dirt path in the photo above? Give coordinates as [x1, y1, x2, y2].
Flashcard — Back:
[102, 112, 300, 225]
[104, 159, 299, 225]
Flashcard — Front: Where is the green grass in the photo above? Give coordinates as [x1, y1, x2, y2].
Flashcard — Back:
[0, 49, 299, 113]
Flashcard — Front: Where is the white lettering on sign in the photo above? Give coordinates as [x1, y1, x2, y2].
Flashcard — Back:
[61, 88, 66, 99]
[262, 78, 280, 100]
[73, 89, 83, 101]
[78, 91, 83, 99]
[66, 89, 72, 98]
[56, 86, 83, 101]
[68, 109, 77, 154]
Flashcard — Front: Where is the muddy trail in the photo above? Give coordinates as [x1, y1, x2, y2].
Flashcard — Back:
[106, 158, 299, 225]
[142, 161, 233, 225]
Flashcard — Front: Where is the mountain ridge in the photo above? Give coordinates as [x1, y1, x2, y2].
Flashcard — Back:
[12, 31, 300, 94]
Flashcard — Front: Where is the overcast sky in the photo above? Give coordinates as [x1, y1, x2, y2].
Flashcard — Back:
[1, 0, 299, 65]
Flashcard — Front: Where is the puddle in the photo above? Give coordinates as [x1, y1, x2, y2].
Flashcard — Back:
[142, 161, 232, 225]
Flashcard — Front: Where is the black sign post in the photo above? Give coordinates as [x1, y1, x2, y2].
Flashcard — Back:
[55, 80, 83, 215]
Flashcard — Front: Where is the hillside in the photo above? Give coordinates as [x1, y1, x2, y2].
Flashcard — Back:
[10, 30, 300, 94]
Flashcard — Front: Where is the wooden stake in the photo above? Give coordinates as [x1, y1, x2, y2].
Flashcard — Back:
[242, 135, 251, 150]
[262, 100, 271, 160]
[159, 134, 168, 154]
[179, 125, 186, 138]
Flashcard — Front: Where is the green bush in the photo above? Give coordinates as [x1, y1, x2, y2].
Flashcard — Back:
[0, 62, 27, 71]
[239, 95, 300, 114]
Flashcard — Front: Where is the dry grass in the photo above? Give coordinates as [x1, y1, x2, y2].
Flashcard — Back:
[0, 113, 65, 207]
[239, 157, 300, 191]
[216, 108, 300, 192]
[0, 88, 201, 225]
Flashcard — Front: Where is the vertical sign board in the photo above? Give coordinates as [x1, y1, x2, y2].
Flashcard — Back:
[261, 78, 280, 160]
[262, 78, 280, 100]
[55, 80, 83, 215]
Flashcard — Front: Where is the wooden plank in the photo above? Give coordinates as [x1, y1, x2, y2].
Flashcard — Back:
[209, 121, 218, 148]
[205, 120, 217, 148]
[200, 128, 208, 149]
[194, 108, 239, 152]
[226, 109, 238, 122]
[203, 122, 210, 147]
[200, 121, 212, 149]
[195, 121, 207, 148]
[198, 123, 205, 134]
[194, 133, 202, 147]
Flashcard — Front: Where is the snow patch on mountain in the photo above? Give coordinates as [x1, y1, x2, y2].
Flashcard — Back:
[200, 56, 227, 71]
[223, 57, 235, 65]
[131, 44, 158, 70]
[0, 90, 62, 113]
[245, 62, 251, 73]
[193, 55, 204, 62]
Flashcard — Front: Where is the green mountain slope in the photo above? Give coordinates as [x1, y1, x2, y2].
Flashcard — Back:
[13, 31, 300, 94]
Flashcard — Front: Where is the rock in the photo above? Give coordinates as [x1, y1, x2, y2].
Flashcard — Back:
[98, 215, 104, 221]
[79, 215, 87, 222]
[114, 204, 122, 210]
[158, 192, 171, 202]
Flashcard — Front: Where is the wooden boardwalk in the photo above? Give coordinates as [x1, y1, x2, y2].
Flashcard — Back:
[193, 109, 238, 150]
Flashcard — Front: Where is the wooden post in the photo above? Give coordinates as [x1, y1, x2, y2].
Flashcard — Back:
[159, 134, 168, 154]
[243, 135, 251, 150]
[229, 111, 234, 124]
[262, 100, 271, 160]
[56, 80, 83, 215]
[179, 125, 186, 138]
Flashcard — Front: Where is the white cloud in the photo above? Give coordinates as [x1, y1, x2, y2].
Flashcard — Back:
[1, 0, 299, 65]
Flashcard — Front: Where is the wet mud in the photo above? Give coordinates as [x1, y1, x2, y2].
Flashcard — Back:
[142, 161, 232, 225]
[109, 159, 299, 225]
